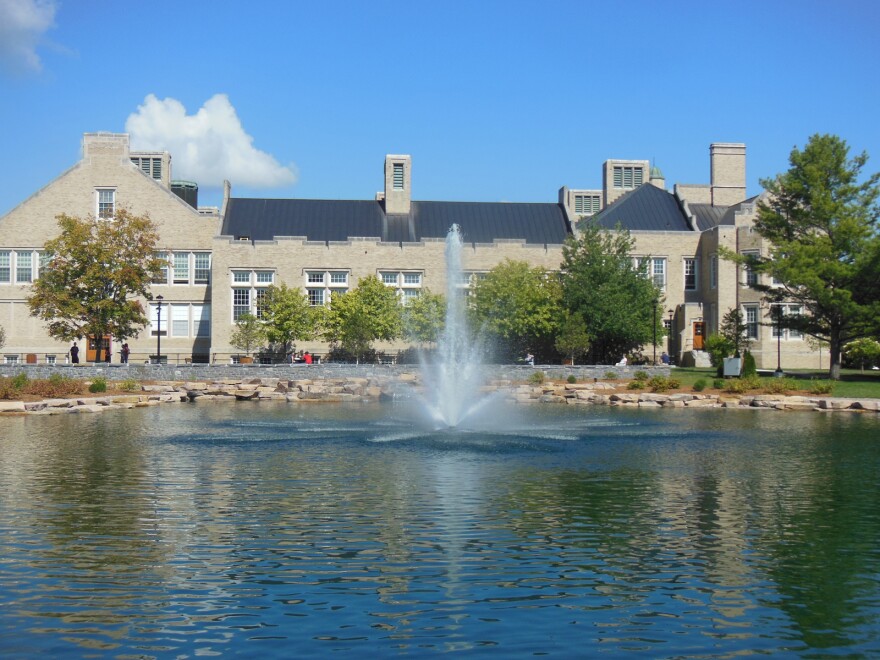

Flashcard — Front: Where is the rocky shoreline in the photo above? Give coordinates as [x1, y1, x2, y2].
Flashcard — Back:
[1, 374, 877, 416]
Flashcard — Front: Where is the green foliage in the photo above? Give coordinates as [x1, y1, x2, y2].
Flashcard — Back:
[763, 378, 799, 394]
[844, 338, 880, 371]
[528, 370, 546, 385]
[11, 372, 28, 389]
[704, 333, 735, 369]
[751, 134, 880, 379]
[0, 325, 5, 350]
[809, 379, 835, 395]
[119, 378, 141, 392]
[229, 313, 267, 357]
[604, 371, 618, 380]
[693, 378, 708, 392]
[323, 275, 402, 362]
[402, 290, 446, 344]
[27, 210, 165, 363]
[260, 283, 321, 357]
[713, 378, 725, 390]
[561, 222, 663, 364]
[470, 259, 562, 361]
[724, 375, 762, 393]
[742, 351, 757, 377]
[88, 377, 107, 393]
[633, 370, 649, 381]
[566, 374, 577, 384]
[627, 379, 645, 390]
[647, 375, 680, 392]
[720, 308, 751, 356]
[554, 311, 591, 365]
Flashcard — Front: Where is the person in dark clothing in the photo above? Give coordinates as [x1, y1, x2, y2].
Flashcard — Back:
[69, 342, 79, 364]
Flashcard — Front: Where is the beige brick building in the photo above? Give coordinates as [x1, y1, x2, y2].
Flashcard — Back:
[0, 132, 822, 370]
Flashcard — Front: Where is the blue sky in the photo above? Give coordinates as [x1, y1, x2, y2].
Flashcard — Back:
[1, 0, 878, 215]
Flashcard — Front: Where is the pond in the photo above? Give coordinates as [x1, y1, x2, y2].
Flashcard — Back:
[0, 402, 878, 657]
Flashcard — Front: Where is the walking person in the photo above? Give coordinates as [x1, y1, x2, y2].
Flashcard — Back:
[69, 341, 79, 364]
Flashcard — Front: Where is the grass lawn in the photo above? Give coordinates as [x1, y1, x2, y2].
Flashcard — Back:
[671, 366, 880, 399]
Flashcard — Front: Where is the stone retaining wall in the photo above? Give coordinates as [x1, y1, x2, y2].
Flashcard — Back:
[1, 374, 876, 416]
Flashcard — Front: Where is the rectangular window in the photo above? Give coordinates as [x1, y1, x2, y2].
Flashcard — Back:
[788, 305, 803, 339]
[172, 304, 189, 337]
[255, 271, 274, 284]
[307, 271, 324, 284]
[393, 163, 404, 190]
[173, 252, 189, 284]
[710, 255, 718, 289]
[307, 288, 324, 306]
[403, 272, 422, 285]
[5, 355, 19, 364]
[254, 288, 269, 319]
[38, 251, 51, 279]
[151, 158, 161, 180]
[744, 305, 759, 340]
[153, 252, 168, 284]
[233, 288, 251, 320]
[233, 271, 250, 284]
[150, 304, 167, 337]
[402, 288, 420, 304]
[330, 271, 348, 285]
[16, 251, 33, 283]
[0, 251, 10, 283]
[194, 253, 210, 284]
[97, 189, 115, 219]
[684, 258, 697, 291]
[652, 258, 666, 289]
[381, 272, 399, 286]
[742, 250, 759, 287]
[192, 305, 210, 337]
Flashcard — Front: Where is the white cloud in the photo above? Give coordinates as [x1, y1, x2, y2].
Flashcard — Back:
[125, 94, 298, 189]
[0, 0, 57, 74]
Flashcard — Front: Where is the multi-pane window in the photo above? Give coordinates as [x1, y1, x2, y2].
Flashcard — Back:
[744, 305, 759, 340]
[306, 270, 348, 306]
[652, 258, 666, 288]
[771, 304, 803, 340]
[149, 303, 167, 337]
[393, 163, 404, 190]
[194, 253, 210, 284]
[153, 252, 168, 283]
[380, 270, 423, 303]
[231, 270, 275, 319]
[16, 252, 32, 283]
[152, 303, 211, 337]
[741, 250, 759, 287]
[0, 251, 11, 283]
[172, 304, 189, 336]
[613, 166, 644, 189]
[193, 305, 210, 337]
[173, 252, 190, 284]
[38, 251, 51, 278]
[684, 258, 697, 291]
[97, 188, 115, 219]
[574, 194, 600, 215]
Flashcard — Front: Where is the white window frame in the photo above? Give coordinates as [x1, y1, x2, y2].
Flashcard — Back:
[741, 250, 759, 287]
[305, 270, 349, 306]
[96, 188, 116, 219]
[0, 250, 10, 283]
[231, 269, 275, 320]
[744, 304, 760, 340]
[683, 257, 698, 291]
[652, 258, 666, 289]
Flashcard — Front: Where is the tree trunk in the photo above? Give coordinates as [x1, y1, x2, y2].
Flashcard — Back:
[829, 333, 842, 381]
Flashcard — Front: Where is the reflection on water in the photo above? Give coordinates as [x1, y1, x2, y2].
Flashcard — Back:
[0, 403, 878, 657]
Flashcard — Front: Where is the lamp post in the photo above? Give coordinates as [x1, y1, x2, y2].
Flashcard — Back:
[155, 295, 164, 365]
[652, 299, 658, 364]
[668, 309, 674, 363]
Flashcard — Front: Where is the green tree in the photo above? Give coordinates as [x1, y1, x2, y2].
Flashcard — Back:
[229, 313, 267, 358]
[401, 290, 445, 345]
[554, 311, 591, 365]
[27, 210, 165, 363]
[560, 222, 663, 364]
[469, 259, 562, 361]
[259, 283, 322, 359]
[748, 134, 880, 379]
[844, 338, 880, 371]
[323, 275, 402, 362]
[0, 325, 5, 350]
[719, 307, 751, 357]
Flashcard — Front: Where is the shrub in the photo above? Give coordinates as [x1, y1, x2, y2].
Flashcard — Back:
[724, 374, 762, 394]
[26, 374, 82, 398]
[11, 372, 28, 389]
[713, 378, 725, 390]
[633, 370, 649, 381]
[742, 351, 757, 378]
[809, 379, 834, 395]
[528, 371, 546, 385]
[763, 378, 798, 394]
[566, 374, 577, 384]
[604, 371, 618, 380]
[647, 375, 678, 393]
[693, 378, 708, 392]
[88, 377, 107, 393]
[119, 378, 141, 392]
[627, 379, 645, 390]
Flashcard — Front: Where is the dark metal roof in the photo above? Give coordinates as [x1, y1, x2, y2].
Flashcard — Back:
[222, 198, 572, 245]
[689, 203, 728, 231]
[589, 184, 693, 232]
[717, 195, 760, 226]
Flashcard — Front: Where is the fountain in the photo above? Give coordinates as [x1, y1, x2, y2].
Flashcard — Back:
[416, 224, 494, 429]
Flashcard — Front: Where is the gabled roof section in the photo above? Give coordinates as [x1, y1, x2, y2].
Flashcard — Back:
[689, 203, 729, 231]
[717, 195, 761, 226]
[222, 198, 571, 245]
[589, 184, 693, 232]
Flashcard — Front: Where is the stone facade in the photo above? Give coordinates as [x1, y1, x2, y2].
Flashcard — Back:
[0, 133, 822, 371]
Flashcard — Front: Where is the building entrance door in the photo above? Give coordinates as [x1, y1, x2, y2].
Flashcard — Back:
[87, 335, 111, 362]
[692, 322, 705, 351]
